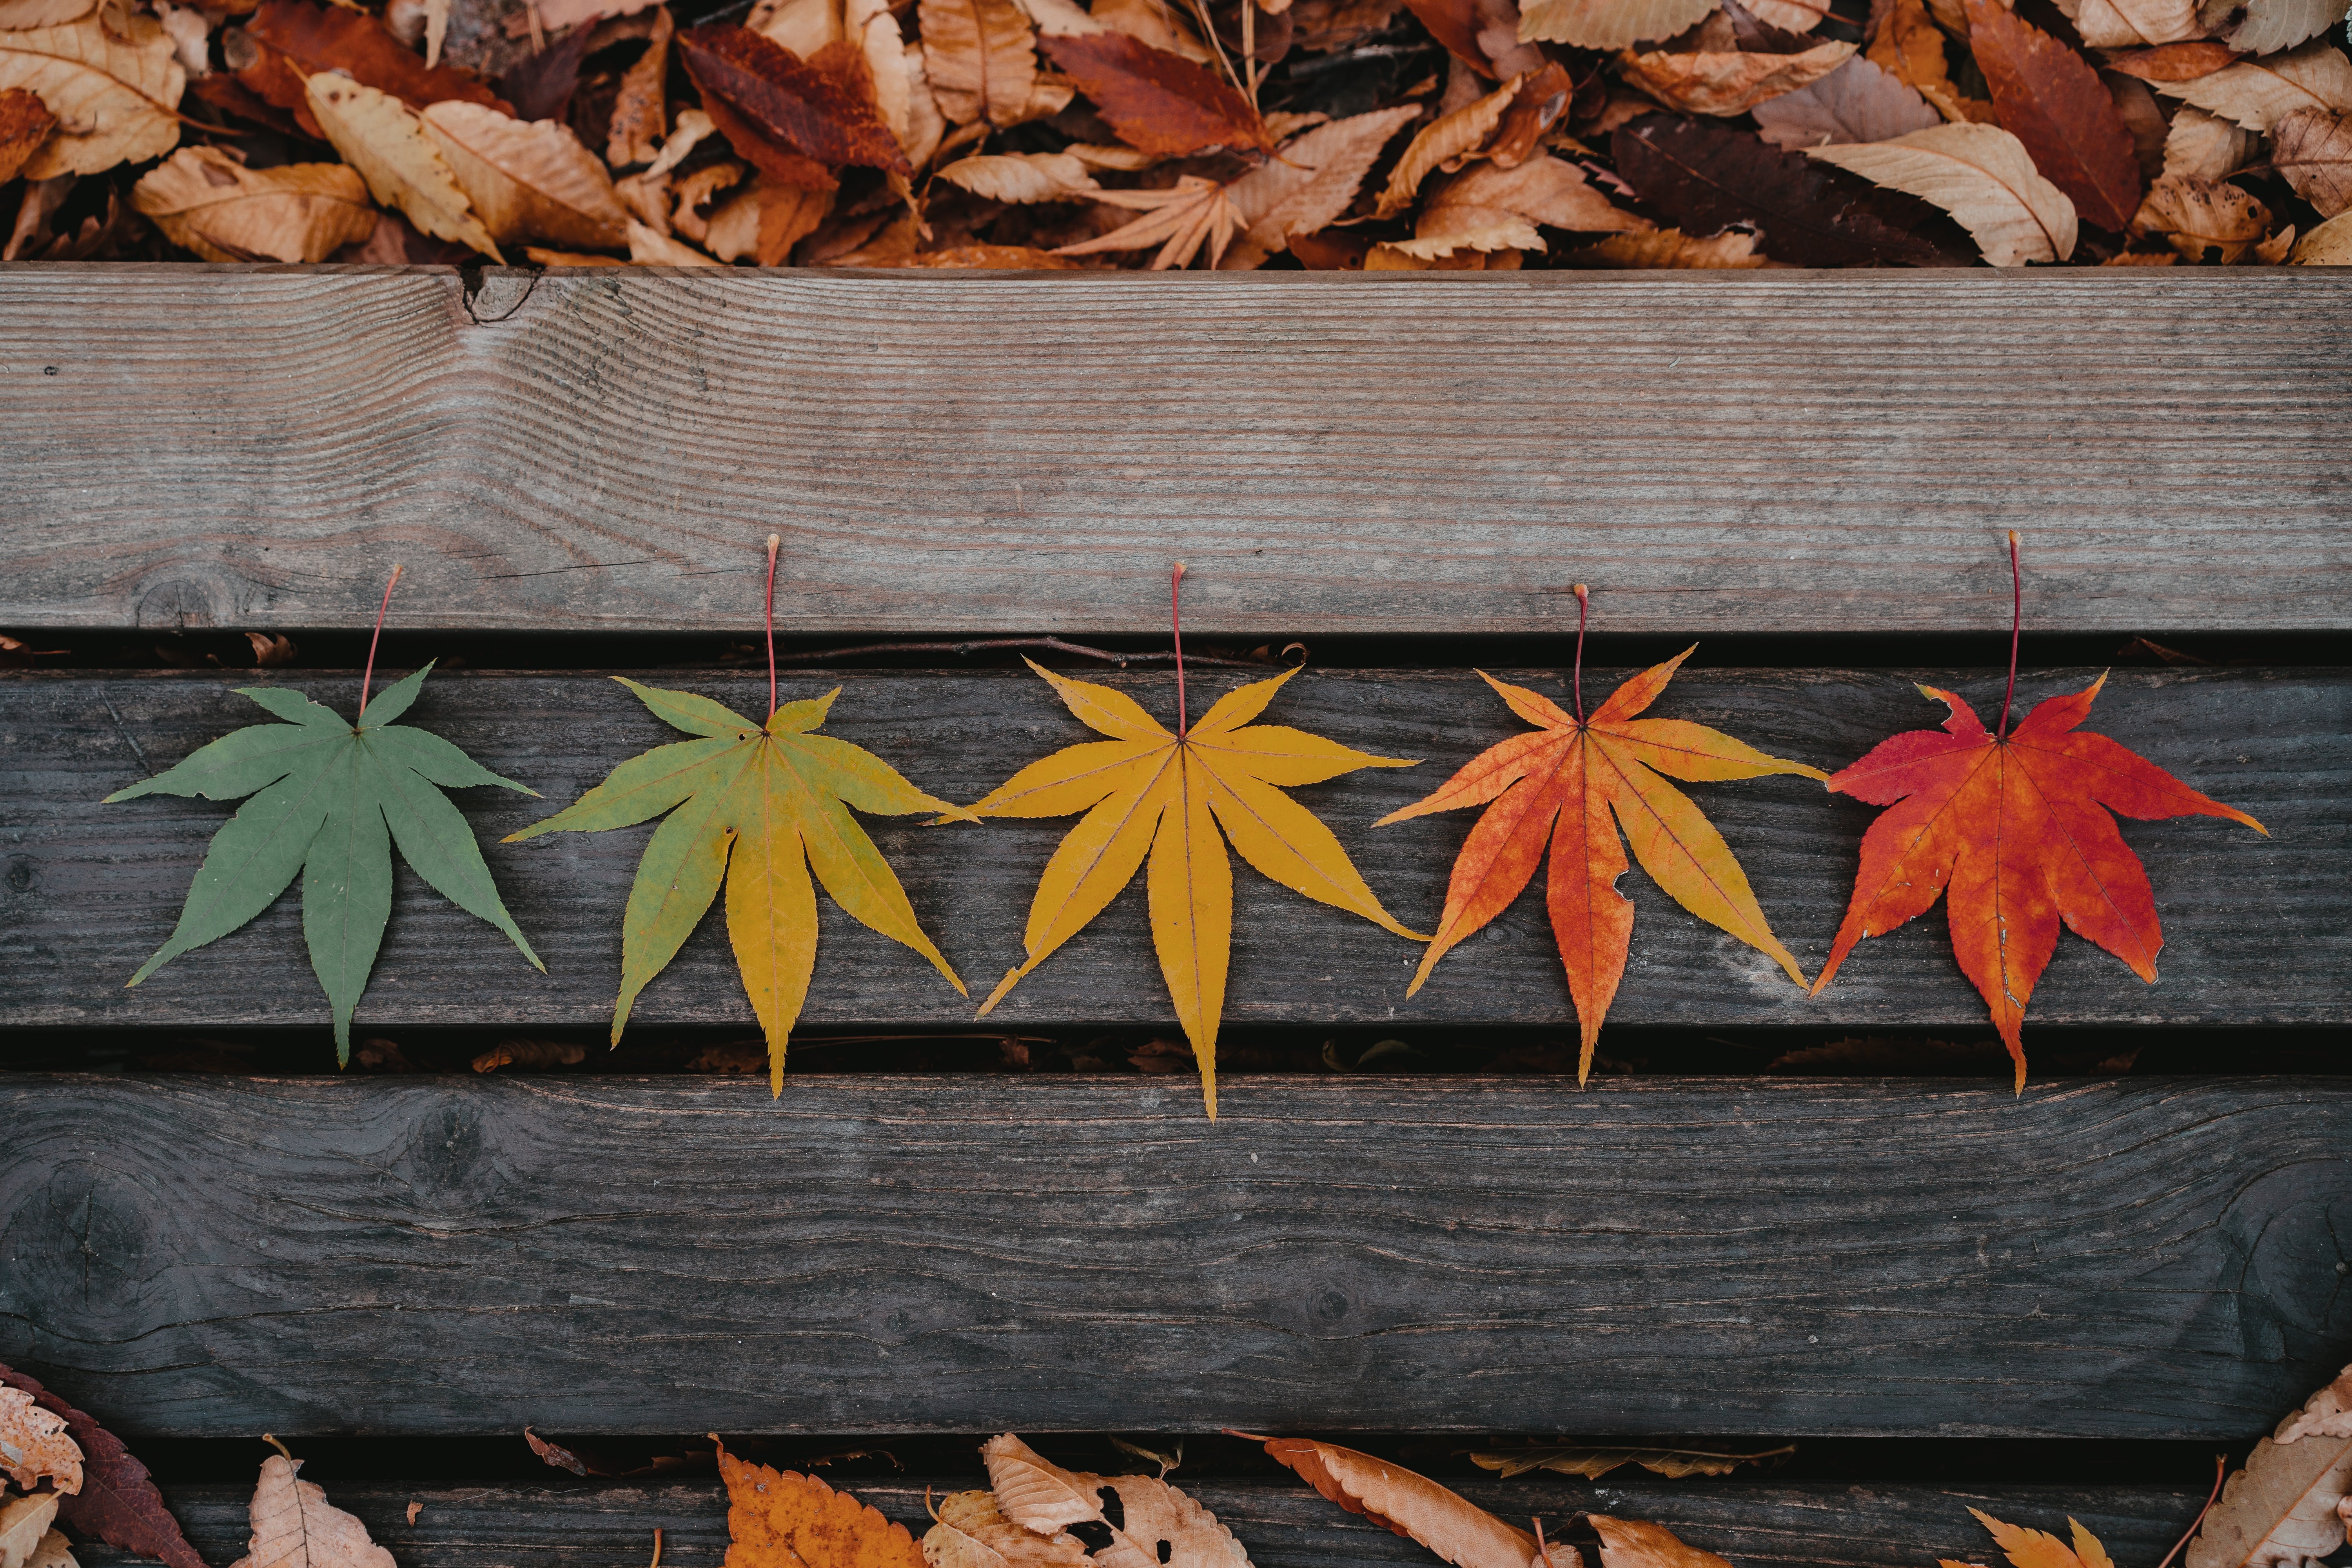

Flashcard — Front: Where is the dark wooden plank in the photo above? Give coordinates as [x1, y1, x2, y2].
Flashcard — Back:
[75, 1476, 2210, 1568]
[5, 1074, 2347, 1440]
[3, 266, 2348, 637]
[2, 665, 2335, 1033]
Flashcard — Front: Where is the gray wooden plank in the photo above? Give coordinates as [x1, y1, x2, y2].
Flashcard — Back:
[1, 665, 2333, 1034]
[2, 265, 2347, 637]
[4, 1074, 2347, 1440]
[74, 1476, 2211, 1568]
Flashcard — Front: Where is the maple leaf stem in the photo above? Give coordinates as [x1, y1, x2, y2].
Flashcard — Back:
[1571, 582, 1589, 724]
[764, 532, 781, 721]
[1998, 529, 2021, 739]
[2152, 1454, 2227, 1568]
[1172, 560, 1189, 737]
[356, 563, 402, 725]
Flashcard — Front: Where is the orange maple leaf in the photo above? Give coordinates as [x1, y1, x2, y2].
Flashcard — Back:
[1812, 541, 2264, 1091]
[715, 1438, 924, 1568]
[1937, 1505, 2118, 1568]
[1379, 606, 1823, 1082]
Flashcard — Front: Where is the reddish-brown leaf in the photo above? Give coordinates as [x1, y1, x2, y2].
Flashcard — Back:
[680, 24, 910, 183]
[0, 88, 56, 184]
[2105, 40, 2245, 80]
[1611, 113, 1936, 265]
[1399, 0, 1491, 76]
[1038, 31, 1272, 154]
[0, 1363, 202, 1568]
[1964, 0, 2139, 230]
[240, 0, 508, 137]
[1814, 674, 2263, 1089]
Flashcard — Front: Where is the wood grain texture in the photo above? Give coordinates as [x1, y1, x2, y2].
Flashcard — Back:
[2, 265, 2348, 636]
[72, 1476, 2211, 1568]
[5, 1074, 2347, 1440]
[2, 665, 2332, 1034]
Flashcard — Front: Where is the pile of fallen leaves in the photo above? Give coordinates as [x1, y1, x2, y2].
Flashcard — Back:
[1, 0, 2346, 266]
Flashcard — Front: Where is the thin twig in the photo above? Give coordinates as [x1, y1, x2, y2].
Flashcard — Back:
[770, 635, 1286, 670]
[2152, 1454, 2227, 1568]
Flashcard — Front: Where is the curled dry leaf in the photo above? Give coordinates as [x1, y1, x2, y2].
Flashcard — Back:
[1615, 37, 1852, 114]
[1055, 173, 1243, 265]
[0, 1389, 81, 1496]
[682, 25, 912, 184]
[1517, 0, 1718, 51]
[2220, 0, 2347, 56]
[645, 107, 718, 178]
[921, 1490, 1090, 1568]
[1014, 0, 1104, 33]
[1751, 54, 1940, 145]
[228, 1455, 395, 1568]
[0, 14, 183, 180]
[1038, 31, 1272, 153]
[421, 101, 629, 249]
[2273, 105, 2352, 214]
[704, 176, 832, 260]
[716, 1439, 926, 1568]
[1220, 102, 1419, 265]
[2104, 40, 2243, 78]
[980, 1434, 1250, 1568]
[920, 0, 1037, 124]
[1401, 153, 1650, 254]
[2153, 38, 2352, 127]
[607, 4, 674, 166]
[1613, 112, 1935, 263]
[1867, 0, 1990, 121]
[936, 148, 1101, 199]
[1964, 0, 2140, 230]
[470, 1037, 589, 1070]
[1559, 223, 1771, 263]
[307, 73, 504, 260]
[241, 0, 509, 134]
[0, 88, 59, 185]
[1809, 121, 2076, 263]
[2130, 167, 2270, 258]
[132, 144, 376, 261]
[2162, 102, 2256, 176]
[1376, 69, 1518, 215]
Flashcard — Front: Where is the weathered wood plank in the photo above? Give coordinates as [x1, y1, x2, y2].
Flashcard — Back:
[3, 266, 2348, 636]
[75, 1476, 2210, 1568]
[5, 1075, 2347, 1440]
[2, 666, 2333, 1033]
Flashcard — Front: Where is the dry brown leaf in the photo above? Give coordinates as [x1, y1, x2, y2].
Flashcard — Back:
[0, 1495, 61, 1568]
[920, 1489, 1091, 1568]
[1064, 139, 1161, 167]
[227, 1455, 395, 1568]
[2161, 102, 2256, 175]
[702, 175, 831, 259]
[752, 0, 843, 54]
[0, 0, 94, 27]
[1809, 121, 2076, 262]
[3, 173, 73, 261]
[1586, 1517, 1736, 1567]
[608, 4, 673, 166]
[2154, 39, 2352, 127]
[673, 160, 746, 238]
[154, 4, 209, 78]
[1220, 102, 1418, 265]
[422, 101, 629, 249]
[1014, 0, 1105, 32]
[1559, 223, 1773, 263]
[2107, 69, 2169, 178]
[23, 1530, 73, 1568]
[818, 201, 919, 261]
[1617, 37, 1852, 113]
[1469, 1444, 1795, 1481]
[2130, 167, 2269, 256]
[0, 90, 56, 186]
[920, 0, 1036, 124]
[616, 169, 673, 230]
[2069, 0, 2200, 47]
[0, 14, 184, 180]
[246, 633, 299, 668]
[527, 245, 633, 263]
[1518, 0, 1717, 50]
[131, 144, 376, 261]
[1867, 0, 1991, 120]
[2187, 1365, 2352, 1568]
[1405, 152, 1650, 253]
[1091, 0, 1214, 60]
[2272, 103, 2352, 214]
[1375, 70, 1515, 214]
[644, 108, 717, 178]
[2292, 205, 2352, 258]
[1742, 0, 1829, 25]
[1055, 173, 1240, 265]
[470, 1037, 590, 1071]
[850, 0, 915, 150]
[980, 1435, 1250, 1568]
[2221, 0, 2345, 54]
[307, 73, 503, 260]
[1752, 54, 1940, 145]
[936, 148, 1101, 198]
[2104, 40, 2243, 78]
[909, 240, 1082, 263]
[1256, 1439, 1536, 1568]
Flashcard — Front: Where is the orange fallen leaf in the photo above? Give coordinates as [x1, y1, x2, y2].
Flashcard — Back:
[1038, 31, 1272, 154]
[1379, 590, 1820, 1083]
[1936, 1506, 2117, 1568]
[972, 566, 1420, 1117]
[1813, 537, 2264, 1091]
[0, 1388, 81, 1495]
[716, 1439, 924, 1568]
[0, 89, 56, 184]
[979, 1436, 1248, 1568]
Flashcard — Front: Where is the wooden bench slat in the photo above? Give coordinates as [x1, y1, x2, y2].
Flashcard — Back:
[6, 1074, 2347, 1441]
[3, 267, 2348, 637]
[78, 1476, 2211, 1568]
[3, 666, 2335, 1032]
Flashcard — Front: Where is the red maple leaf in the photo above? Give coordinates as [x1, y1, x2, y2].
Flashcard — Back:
[1812, 538, 2265, 1089]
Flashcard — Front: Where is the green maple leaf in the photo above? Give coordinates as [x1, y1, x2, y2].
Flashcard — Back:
[107, 662, 543, 1060]
[505, 679, 972, 1093]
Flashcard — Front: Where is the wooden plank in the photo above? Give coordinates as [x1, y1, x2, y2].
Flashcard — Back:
[5, 1074, 2347, 1440]
[74, 1476, 2212, 1568]
[2, 665, 2335, 1033]
[3, 266, 2348, 637]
